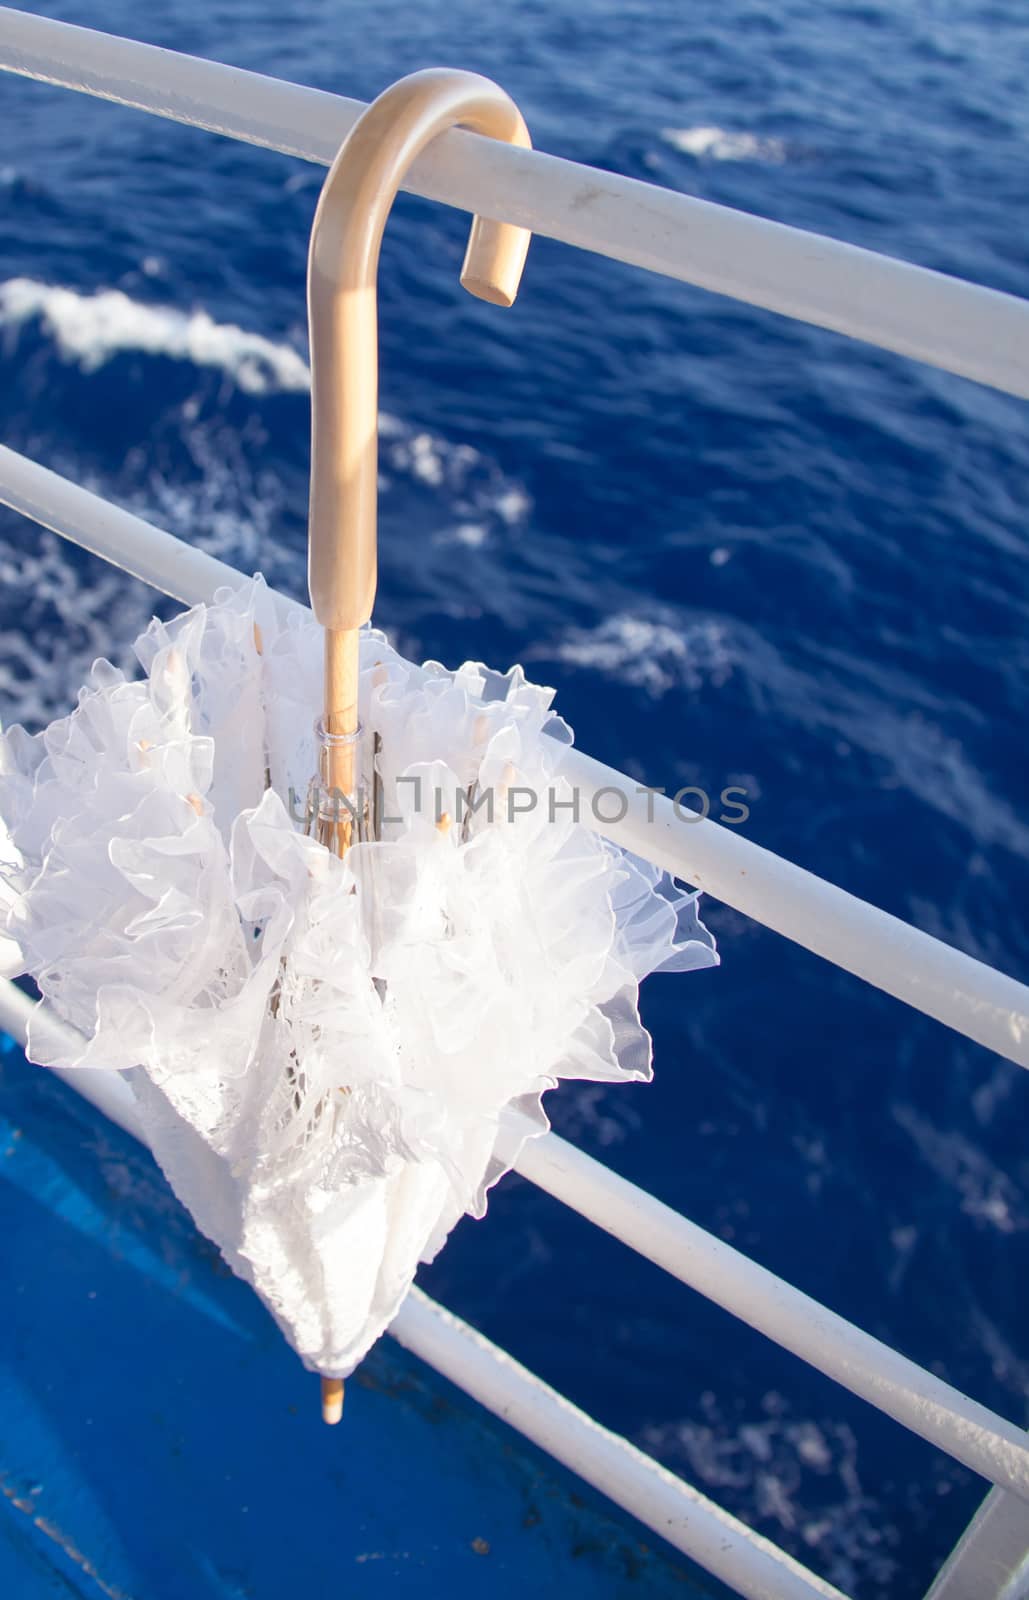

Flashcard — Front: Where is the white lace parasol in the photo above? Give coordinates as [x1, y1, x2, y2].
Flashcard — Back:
[0, 575, 716, 1378]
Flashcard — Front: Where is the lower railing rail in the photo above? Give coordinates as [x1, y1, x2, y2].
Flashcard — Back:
[0, 978, 847, 1600]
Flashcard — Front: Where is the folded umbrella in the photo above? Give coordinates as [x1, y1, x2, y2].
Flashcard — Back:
[0, 69, 718, 1419]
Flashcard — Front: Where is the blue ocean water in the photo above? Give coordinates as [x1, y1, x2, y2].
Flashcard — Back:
[1, 1, 1027, 1594]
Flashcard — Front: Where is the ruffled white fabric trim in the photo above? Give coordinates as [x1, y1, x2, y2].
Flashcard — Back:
[0, 577, 717, 1375]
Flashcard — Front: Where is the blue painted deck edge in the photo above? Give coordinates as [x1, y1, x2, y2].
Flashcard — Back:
[0, 1034, 726, 1600]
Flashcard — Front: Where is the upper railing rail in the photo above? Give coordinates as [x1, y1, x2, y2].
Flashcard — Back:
[2, 6, 1029, 400]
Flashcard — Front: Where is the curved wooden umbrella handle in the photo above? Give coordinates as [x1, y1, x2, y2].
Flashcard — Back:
[306, 69, 532, 819]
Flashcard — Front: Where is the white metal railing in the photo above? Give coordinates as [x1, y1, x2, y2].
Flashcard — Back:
[2, 15, 1028, 1600]
[4, 459, 1029, 1598]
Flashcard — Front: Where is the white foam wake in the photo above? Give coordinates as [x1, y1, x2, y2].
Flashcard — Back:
[544, 614, 733, 697]
[662, 126, 786, 163]
[0, 277, 311, 395]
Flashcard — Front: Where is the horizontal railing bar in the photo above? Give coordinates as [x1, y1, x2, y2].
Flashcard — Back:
[1, 442, 1026, 1069]
[0, 982, 846, 1600]
[559, 745, 1029, 1068]
[506, 1118, 1029, 1503]
[391, 1289, 849, 1600]
[1, 8, 1029, 399]
[0, 443, 248, 607]
[0, 978, 145, 1139]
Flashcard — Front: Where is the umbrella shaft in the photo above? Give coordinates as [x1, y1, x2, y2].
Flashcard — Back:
[322, 627, 360, 853]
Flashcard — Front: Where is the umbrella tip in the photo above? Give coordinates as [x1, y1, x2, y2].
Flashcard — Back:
[321, 1376, 344, 1425]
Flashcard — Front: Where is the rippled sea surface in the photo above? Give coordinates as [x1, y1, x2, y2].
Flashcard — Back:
[2, 2, 1028, 1593]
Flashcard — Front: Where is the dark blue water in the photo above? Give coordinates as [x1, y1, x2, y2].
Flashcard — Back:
[2, 2, 1028, 1594]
